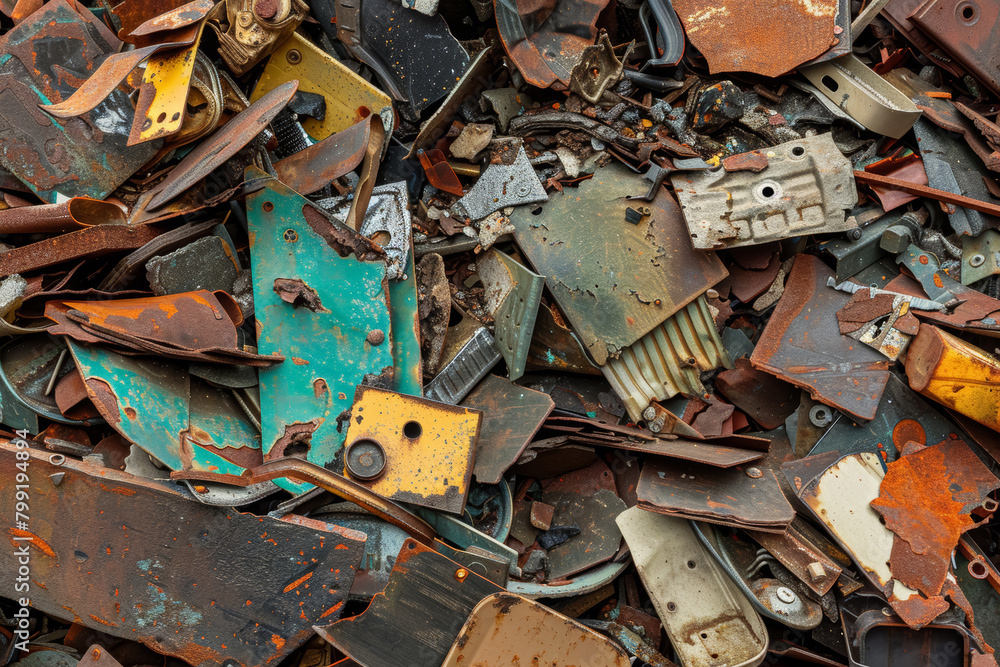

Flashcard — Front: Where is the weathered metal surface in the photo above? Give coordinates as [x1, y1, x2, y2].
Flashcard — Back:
[110, 0, 192, 40]
[477, 248, 544, 381]
[320, 180, 411, 280]
[0, 0, 160, 202]
[424, 327, 503, 405]
[750, 253, 890, 421]
[568, 32, 626, 105]
[76, 645, 124, 667]
[617, 506, 770, 667]
[637, 456, 795, 532]
[856, 170, 1000, 220]
[315, 0, 469, 112]
[206, 0, 307, 75]
[129, 0, 214, 36]
[526, 301, 601, 375]
[46, 290, 281, 366]
[885, 270, 1000, 338]
[800, 54, 922, 139]
[67, 340, 262, 477]
[0, 223, 162, 279]
[672, 0, 838, 77]
[0, 198, 125, 234]
[494, 0, 609, 90]
[671, 133, 857, 250]
[342, 385, 480, 514]
[746, 519, 843, 597]
[0, 440, 366, 667]
[386, 249, 423, 397]
[871, 439, 1000, 599]
[716, 357, 799, 430]
[247, 171, 393, 494]
[910, 0, 1000, 98]
[782, 451, 938, 628]
[274, 117, 372, 196]
[963, 230, 1000, 285]
[316, 538, 503, 666]
[440, 593, 631, 666]
[145, 81, 297, 210]
[461, 374, 554, 484]
[251, 32, 393, 146]
[835, 287, 920, 362]
[510, 163, 727, 366]
[452, 146, 548, 221]
[906, 324, 1000, 433]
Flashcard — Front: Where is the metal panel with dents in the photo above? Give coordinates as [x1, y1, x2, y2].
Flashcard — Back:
[247, 168, 394, 494]
[0, 440, 365, 667]
[750, 254, 890, 421]
[67, 340, 260, 477]
[341, 386, 481, 514]
[670, 134, 858, 250]
[440, 593, 631, 666]
[509, 163, 728, 366]
[601, 294, 731, 423]
[478, 248, 544, 381]
[617, 506, 769, 667]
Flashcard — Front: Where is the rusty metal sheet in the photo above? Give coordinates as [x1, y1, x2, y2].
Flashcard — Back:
[316, 538, 504, 666]
[0, 439, 365, 667]
[45, 290, 282, 366]
[494, 0, 609, 90]
[273, 117, 372, 196]
[905, 324, 1000, 433]
[672, 0, 838, 76]
[782, 451, 942, 629]
[910, 0, 1000, 98]
[884, 271, 1000, 338]
[856, 170, 1000, 219]
[0, 0, 160, 202]
[144, 80, 297, 210]
[478, 248, 544, 381]
[637, 456, 795, 532]
[247, 170, 394, 495]
[871, 439, 1000, 599]
[441, 593, 630, 666]
[0, 197, 125, 234]
[461, 374, 554, 485]
[111, 0, 192, 41]
[617, 506, 770, 667]
[129, 0, 214, 36]
[76, 645, 124, 667]
[0, 223, 161, 279]
[746, 520, 844, 597]
[342, 385, 480, 514]
[671, 133, 858, 250]
[509, 163, 727, 366]
[750, 253, 890, 421]
[716, 357, 798, 430]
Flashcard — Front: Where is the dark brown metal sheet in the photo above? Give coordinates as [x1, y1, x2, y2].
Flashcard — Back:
[871, 439, 1000, 598]
[0, 198, 126, 234]
[672, 0, 840, 77]
[128, 0, 214, 36]
[461, 374, 555, 485]
[539, 488, 626, 580]
[0, 440, 366, 667]
[509, 163, 728, 365]
[716, 357, 799, 430]
[273, 117, 372, 196]
[750, 253, 890, 421]
[316, 538, 503, 666]
[911, 0, 1000, 97]
[0, 224, 161, 278]
[637, 457, 795, 532]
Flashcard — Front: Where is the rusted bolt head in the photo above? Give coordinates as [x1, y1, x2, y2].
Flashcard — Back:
[455, 568, 469, 581]
[92, 648, 102, 659]
[366, 329, 385, 346]
[648, 419, 664, 433]
[746, 467, 763, 479]
[345, 440, 387, 480]
[807, 561, 826, 582]
[254, 0, 278, 19]
[286, 49, 302, 65]
[970, 253, 986, 268]
[775, 587, 796, 604]
[809, 405, 834, 428]
[847, 228, 862, 242]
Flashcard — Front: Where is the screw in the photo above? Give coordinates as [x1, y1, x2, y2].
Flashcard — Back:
[287, 49, 302, 65]
[971, 253, 986, 267]
[366, 329, 385, 345]
[283, 229, 298, 242]
[807, 561, 826, 581]
[746, 467, 763, 479]
[648, 419, 664, 433]
[776, 587, 796, 604]
[847, 228, 863, 241]
[809, 404, 834, 427]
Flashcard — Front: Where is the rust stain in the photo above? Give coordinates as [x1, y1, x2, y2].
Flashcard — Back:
[8, 527, 57, 557]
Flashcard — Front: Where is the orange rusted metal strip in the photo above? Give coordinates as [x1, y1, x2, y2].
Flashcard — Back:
[855, 170, 1000, 217]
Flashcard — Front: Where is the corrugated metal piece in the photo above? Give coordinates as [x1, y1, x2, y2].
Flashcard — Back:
[601, 295, 731, 423]
[423, 327, 502, 404]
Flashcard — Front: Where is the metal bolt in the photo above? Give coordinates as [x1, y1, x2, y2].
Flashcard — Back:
[642, 406, 657, 421]
[970, 253, 986, 267]
[882, 606, 893, 617]
[847, 228, 863, 242]
[92, 649, 102, 660]
[746, 467, 763, 479]
[807, 561, 826, 582]
[776, 587, 797, 604]
[455, 568, 469, 581]
[648, 418, 664, 433]
[366, 329, 385, 346]
[286, 49, 302, 65]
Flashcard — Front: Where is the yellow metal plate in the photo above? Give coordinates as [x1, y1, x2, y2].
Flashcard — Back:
[343, 386, 481, 514]
[130, 20, 206, 145]
[251, 32, 392, 146]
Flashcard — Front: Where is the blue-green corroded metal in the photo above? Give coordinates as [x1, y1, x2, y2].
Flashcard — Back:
[388, 246, 422, 396]
[67, 340, 258, 476]
[247, 168, 394, 493]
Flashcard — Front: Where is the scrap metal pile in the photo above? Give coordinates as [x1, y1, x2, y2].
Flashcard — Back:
[3, 0, 1000, 663]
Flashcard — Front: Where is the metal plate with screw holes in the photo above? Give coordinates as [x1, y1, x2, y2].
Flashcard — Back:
[452, 145, 548, 221]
